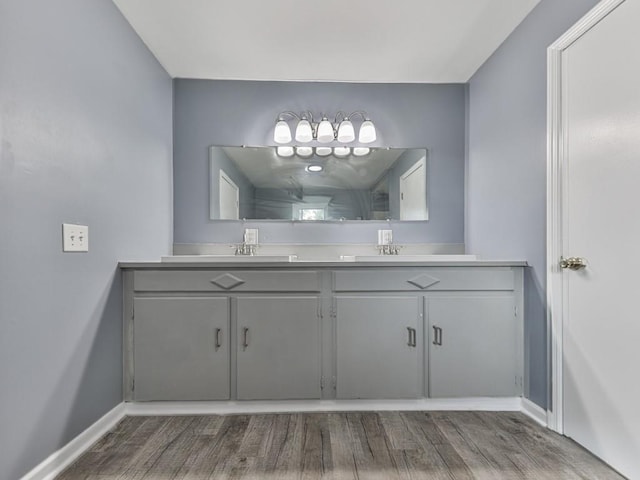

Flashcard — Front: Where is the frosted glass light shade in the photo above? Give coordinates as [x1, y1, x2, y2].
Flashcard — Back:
[316, 119, 334, 143]
[276, 146, 294, 157]
[296, 146, 313, 157]
[333, 146, 351, 158]
[337, 120, 355, 143]
[358, 120, 377, 143]
[274, 120, 292, 143]
[295, 119, 313, 143]
[315, 147, 332, 157]
[353, 147, 370, 157]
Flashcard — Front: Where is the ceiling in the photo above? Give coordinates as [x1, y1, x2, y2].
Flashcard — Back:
[221, 146, 406, 189]
[112, 0, 540, 83]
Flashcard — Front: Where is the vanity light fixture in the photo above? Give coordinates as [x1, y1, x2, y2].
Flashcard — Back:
[276, 146, 295, 158]
[333, 146, 351, 158]
[353, 147, 371, 157]
[275, 146, 375, 158]
[274, 111, 377, 145]
[295, 146, 314, 158]
[315, 146, 332, 157]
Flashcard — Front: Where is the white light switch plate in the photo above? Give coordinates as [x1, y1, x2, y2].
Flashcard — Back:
[244, 228, 259, 245]
[62, 223, 89, 252]
[378, 229, 393, 245]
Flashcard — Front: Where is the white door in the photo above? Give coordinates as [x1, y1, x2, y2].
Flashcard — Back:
[558, 0, 640, 477]
[219, 169, 239, 220]
[400, 156, 427, 220]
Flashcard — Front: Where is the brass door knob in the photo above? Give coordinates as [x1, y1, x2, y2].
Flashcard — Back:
[560, 256, 588, 270]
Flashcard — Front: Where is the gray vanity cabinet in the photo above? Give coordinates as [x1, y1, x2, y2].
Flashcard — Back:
[133, 297, 230, 401]
[335, 296, 422, 399]
[427, 296, 518, 398]
[236, 296, 321, 400]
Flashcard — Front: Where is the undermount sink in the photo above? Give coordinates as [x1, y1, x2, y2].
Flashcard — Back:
[161, 255, 298, 263]
[340, 254, 478, 262]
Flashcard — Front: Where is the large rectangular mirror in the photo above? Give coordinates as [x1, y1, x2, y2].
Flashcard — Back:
[209, 146, 428, 221]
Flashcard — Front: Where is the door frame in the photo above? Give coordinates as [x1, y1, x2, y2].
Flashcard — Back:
[546, 0, 625, 434]
[218, 168, 240, 220]
[399, 155, 428, 220]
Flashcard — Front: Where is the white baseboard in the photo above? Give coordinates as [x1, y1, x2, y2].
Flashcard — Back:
[520, 397, 548, 427]
[125, 397, 522, 416]
[21, 396, 544, 480]
[20, 403, 127, 480]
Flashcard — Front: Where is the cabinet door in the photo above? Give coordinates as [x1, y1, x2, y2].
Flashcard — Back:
[133, 297, 230, 401]
[237, 296, 321, 400]
[336, 296, 421, 399]
[428, 296, 517, 398]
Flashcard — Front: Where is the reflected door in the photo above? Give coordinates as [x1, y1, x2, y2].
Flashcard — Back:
[400, 156, 427, 220]
[219, 169, 239, 220]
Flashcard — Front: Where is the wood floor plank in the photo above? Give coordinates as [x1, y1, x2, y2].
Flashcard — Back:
[327, 413, 358, 480]
[56, 411, 625, 480]
[379, 411, 419, 451]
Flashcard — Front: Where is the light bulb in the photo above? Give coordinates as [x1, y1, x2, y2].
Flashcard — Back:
[315, 147, 332, 157]
[353, 147, 370, 157]
[296, 146, 313, 158]
[333, 146, 351, 158]
[295, 119, 313, 143]
[274, 120, 292, 144]
[337, 120, 355, 143]
[316, 118, 334, 143]
[358, 120, 377, 144]
[277, 146, 294, 157]
[307, 164, 323, 172]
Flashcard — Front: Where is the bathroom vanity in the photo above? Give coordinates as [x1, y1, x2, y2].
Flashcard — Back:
[120, 258, 525, 403]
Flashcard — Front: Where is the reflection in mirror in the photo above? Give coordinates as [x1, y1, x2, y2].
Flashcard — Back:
[209, 146, 428, 221]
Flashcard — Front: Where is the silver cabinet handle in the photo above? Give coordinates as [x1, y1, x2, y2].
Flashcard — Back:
[214, 328, 222, 349]
[407, 327, 417, 347]
[432, 326, 443, 346]
[242, 327, 249, 348]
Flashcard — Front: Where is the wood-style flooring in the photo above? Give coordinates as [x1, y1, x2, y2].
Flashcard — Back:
[57, 411, 624, 479]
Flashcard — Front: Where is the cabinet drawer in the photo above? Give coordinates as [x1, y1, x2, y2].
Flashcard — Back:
[134, 270, 321, 292]
[333, 268, 514, 292]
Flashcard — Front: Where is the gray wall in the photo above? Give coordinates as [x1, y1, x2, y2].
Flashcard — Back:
[0, 1, 173, 478]
[174, 80, 465, 245]
[466, 0, 599, 408]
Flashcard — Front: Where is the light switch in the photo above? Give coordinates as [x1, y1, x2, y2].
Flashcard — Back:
[244, 228, 259, 245]
[378, 229, 393, 245]
[62, 223, 89, 252]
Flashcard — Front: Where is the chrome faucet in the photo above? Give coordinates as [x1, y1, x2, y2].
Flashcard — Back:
[235, 243, 256, 256]
[378, 244, 400, 255]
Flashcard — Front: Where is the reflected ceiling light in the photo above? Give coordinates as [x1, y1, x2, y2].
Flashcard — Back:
[273, 110, 376, 145]
[315, 147, 332, 157]
[295, 146, 313, 158]
[353, 147, 371, 157]
[307, 164, 323, 172]
[333, 146, 351, 158]
[276, 146, 295, 157]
